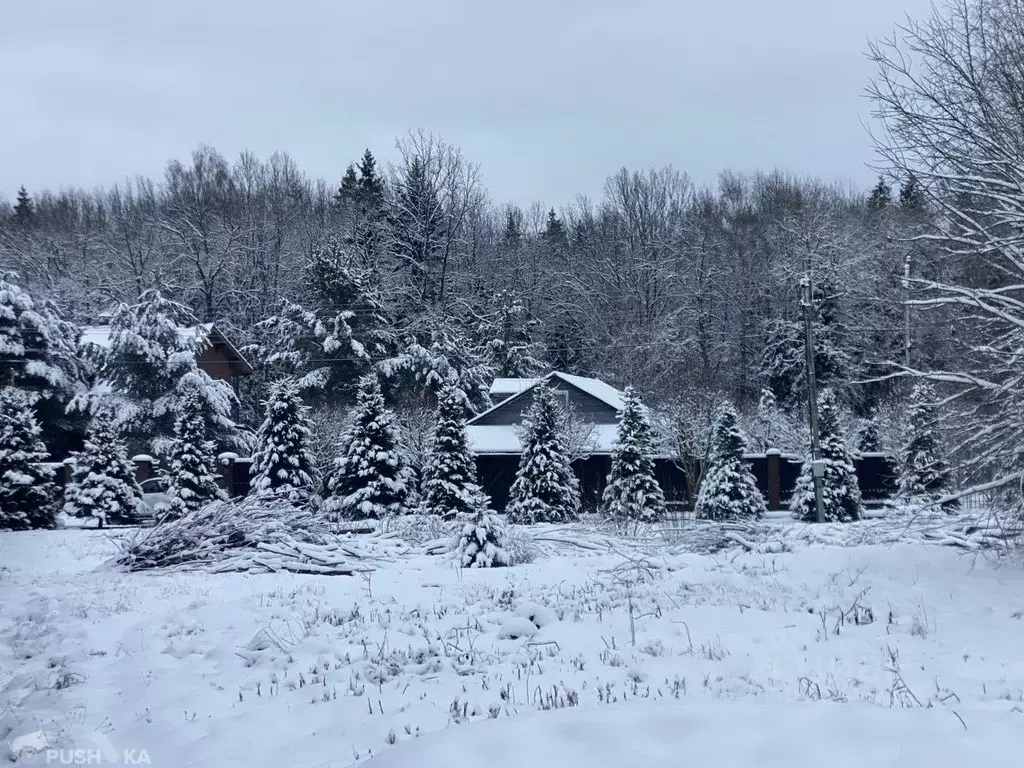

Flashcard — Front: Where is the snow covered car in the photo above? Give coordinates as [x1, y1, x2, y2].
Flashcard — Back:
[136, 477, 172, 524]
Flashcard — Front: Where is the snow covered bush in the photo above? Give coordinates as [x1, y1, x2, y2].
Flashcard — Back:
[0, 389, 56, 530]
[457, 507, 510, 568]
[322, 374, 415, 520]
[791, 390, 862, 523]
[695, 402, 766, 522]
[507, 384, 581, 524]
[898, 381, 951, 502]
[71, 290, 244, 455]
[250, 379, 318, 505]
[421, 384, 487, 520]
[161, 384, 227, 520]
[602, 386, 665, 524]
[63, 407, 142, 527]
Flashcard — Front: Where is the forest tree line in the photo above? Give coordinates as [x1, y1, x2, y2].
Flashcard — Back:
[0, 131, 949, 439]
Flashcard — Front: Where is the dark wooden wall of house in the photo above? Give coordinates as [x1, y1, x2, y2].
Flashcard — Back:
[472, 380, 620, 426]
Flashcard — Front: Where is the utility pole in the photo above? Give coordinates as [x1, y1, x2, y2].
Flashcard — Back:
[903, 253, 912, 367]
[801, 275, 826, 523]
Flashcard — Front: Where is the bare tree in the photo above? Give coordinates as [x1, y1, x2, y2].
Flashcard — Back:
[868, 0, 1024, 504]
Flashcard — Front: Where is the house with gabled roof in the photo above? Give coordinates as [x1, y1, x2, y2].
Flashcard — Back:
[79, 322, 253, 388]
[468, 372, 687, 512]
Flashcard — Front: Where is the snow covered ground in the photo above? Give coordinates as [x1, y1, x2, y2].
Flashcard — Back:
[1, 522, 1022, 767]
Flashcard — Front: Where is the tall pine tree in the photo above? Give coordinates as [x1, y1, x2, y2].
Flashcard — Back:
[0, 390, 56, 530]
[0, 272, 88, 456]
[254, 240, 392, 405]
[421, 384, 488, 520]
[507, 385, 580, 524]
[323, 374, 415, 520]
[898, 381, 951, 500]
[791, 390, 862, 523]
[250, 379, 317, 504]
[12, 186, 33, 226]
[63, 407, 142, 527]
[74, 290, 242, 455]
[694, 402, 766, 521]
[602, 387, 666, 523]
[162, 385, 226, 519]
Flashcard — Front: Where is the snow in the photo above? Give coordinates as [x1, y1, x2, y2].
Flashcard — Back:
[363, 699, 1021, 768]
[1, 523, 1023, 767]
[489, 378, 542, 399]
[79, 323, 215, 351]
[555, 373, 626, 412]
[469, 423, 620, 454]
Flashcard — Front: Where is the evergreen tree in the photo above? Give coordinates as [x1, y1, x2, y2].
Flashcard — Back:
[507, 385, 580, 524]
[323, 374, 415, 520]
[0, 272, 88, 456]
[761, 275, 853, 409]
[250, 379, 317, 504]
[162, 385, 226, 519]
[0, 390, 56, 530]
[855, 414, 881, 453]
[421, 384, 487, 520]
[12, 186, 33, 225]
[867, 176, 892, 211]
[602, 386, 666, 523]
[898, 381, 951, 499]
[73, 290, 242, 455]
[502, 207, 524, 249]
[63, 407, 142, 528]
[457, 506, 510, 568]
[379, 319, 494, 413]
[899, 173, 925, 210]
[791, 390, 862, 523]
[481, 291, 543, 378]
[254, 240, 392, 404]
[541, 208, 567, 249]
[334, 165, 359, 207]
[694, 402, 766, 521]
[356, 149, 385, 214]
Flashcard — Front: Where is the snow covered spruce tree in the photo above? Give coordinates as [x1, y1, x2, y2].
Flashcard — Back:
[602, 386, 666, 524]
[0, 389, 56, 530]
[0, 272, 87, 453]
[855, 414, 881, 454]
[252, 239, 392, 405]
[322, 374, 415, 520]
[695, 402, 767, 522]
[898, 381, 951, 501]
[250, 379, 317, 505]
[72, 290, 244, 455]
[162, 385, 227, 520]
[421, 383, 489, 520]
[507, 384, 581, 524]
[791, 390, 862, 523]
[63, 407, 142, 528]
[457, 505, 510, 568]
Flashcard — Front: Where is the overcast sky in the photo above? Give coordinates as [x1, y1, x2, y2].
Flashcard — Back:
[2, 0, 932, 208]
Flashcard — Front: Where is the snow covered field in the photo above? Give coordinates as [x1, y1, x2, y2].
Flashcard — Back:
[1, 524, 1022, 767]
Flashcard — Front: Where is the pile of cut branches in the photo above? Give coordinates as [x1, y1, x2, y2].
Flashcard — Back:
[114, 496, 376, 575]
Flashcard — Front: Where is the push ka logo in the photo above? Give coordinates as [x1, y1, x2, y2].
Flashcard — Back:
[8, 730, 151, 765]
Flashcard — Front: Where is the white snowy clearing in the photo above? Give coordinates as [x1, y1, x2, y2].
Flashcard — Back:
[1, 519, 1022, 767]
